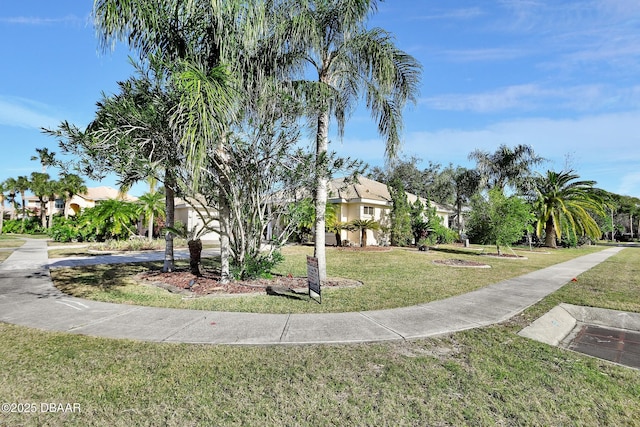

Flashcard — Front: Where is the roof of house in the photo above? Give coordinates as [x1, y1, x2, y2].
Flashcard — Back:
[328, 176, 454, 213]
[82, 186, 138, 202]
[328, 176, 393, 203]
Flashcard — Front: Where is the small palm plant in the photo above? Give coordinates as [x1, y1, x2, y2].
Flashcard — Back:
[326, 220, 355, 247]
[165, 222, 213, 276]
[350, 219, 381, 248]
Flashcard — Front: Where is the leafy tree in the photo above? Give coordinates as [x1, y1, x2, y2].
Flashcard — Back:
[469, 144, 544, 194]
[350, 219, 381, 248]
[410, 199, 430, 245]
[388, 179, 412, 246]
[533, 170, 605, 248]
[289, 0, 421, 280]
[368, 157, 444, 200]
[468, 188, 533, 255]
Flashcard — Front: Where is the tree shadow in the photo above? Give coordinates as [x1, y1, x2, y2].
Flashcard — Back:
[429, 247, 482, 257]
[266, 286, 309, 301]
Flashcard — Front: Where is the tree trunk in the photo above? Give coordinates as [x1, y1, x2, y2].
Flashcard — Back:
[361, 228, 368, 248]
[48, 197, 54, 228]
[219, 195, 231, 284]
[544, 218, 557, 248]
[20, 191, 26, 233]
[148, 212, 154, 241]
[40, 199, 47, 228]
[163, 170, 176, 272]
[188, 238, 203, 276]
[314, 111, 330, 282]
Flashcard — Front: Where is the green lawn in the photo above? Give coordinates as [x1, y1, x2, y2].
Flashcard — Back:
[1, 247, 639, 426]
[51, 244, 603, 313]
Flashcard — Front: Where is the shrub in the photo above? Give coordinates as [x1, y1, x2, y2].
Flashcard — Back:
[232, 250, 285, 280]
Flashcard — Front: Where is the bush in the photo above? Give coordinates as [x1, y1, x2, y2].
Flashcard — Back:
[232, 250, 285, 280]
[1, 217, 42, 234]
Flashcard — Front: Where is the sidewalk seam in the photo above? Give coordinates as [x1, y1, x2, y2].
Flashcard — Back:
[358, 312, 408, 340]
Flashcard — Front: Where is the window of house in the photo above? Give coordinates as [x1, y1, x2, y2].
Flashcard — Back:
[363, 206, 374, 216]
[55, 199, 65, 209]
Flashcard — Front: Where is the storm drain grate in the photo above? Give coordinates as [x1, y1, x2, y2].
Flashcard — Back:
[567, 325, 640, 369]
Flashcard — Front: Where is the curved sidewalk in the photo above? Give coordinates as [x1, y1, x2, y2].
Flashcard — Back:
[0, 239, 624, 345]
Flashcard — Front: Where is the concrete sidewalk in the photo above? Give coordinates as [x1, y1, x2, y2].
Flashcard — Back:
[0, 239, 624, 345]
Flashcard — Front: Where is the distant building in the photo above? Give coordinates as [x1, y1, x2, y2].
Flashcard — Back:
[24, 186, 138, 217]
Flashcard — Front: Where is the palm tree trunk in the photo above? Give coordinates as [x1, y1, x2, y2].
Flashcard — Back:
[163, 170, 176, 272]
[219, 195, 231, 284]
[361, 228, 368, 248]
[314, 111, 330, 282]
[148, 212, 154, 241]
[20, 191, 26, 233]
[544, 218, 557, 248]
[188, 238, 203, 276]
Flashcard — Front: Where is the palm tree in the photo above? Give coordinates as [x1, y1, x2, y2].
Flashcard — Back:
[29, 172, 51, 229]
[14, 176, 30, 231]
[0, 180, 8, 234]
[2, 177, 18, 220]
[137, 191, 166, 240]
[533, 170, 605, 248]
[91, 0, 243, 277]
[58, 173, 87, 219]
[350, 218, 381, 248]
[31, 147, 56, 173]
[289, 0, 421, 280]
[469, 144, 544, 193]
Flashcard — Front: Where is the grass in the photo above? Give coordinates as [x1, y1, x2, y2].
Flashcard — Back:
[50, 244, 604, 313]
[0, 235, 25, 262]
[1, 247, 639, 425]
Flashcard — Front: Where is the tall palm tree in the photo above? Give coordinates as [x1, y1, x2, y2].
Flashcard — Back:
[289, 0, 421, 280]
[31, 147, 56, 173]
[533, 170, 605, 248]
[92, 0, 246, 278]
[137, 191, 166, 240]
[469, 144, 544, 193]
[0, 180, 8, 234]
[14, 176, 30, 231]
[29, 172, 51, 229]
[58, 172, 87, 219]
[2, 177, 18, 220]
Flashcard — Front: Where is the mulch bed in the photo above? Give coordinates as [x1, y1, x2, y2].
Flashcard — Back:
[433, 259, 491, 268]
[135, 269, 362, 296]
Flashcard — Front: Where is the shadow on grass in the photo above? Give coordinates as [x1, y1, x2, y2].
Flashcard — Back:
[266, 286, 309, 301]
[429, 247, 483, 257]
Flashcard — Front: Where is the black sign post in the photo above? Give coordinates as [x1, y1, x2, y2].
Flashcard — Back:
[307, 256, 321, 304]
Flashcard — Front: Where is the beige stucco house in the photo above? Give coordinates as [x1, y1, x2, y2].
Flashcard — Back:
[327, 176, 454, 246]
[25, 186, 138, 218]
[174, 196, 221, 242]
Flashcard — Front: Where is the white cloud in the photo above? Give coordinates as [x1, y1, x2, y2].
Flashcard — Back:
[0, 15, 86, 26]
[0, 96, 60, 129]
[422, 84, 640, 113]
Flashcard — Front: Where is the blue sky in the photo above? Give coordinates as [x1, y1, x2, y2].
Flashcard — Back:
[1, 1, 640, 198]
